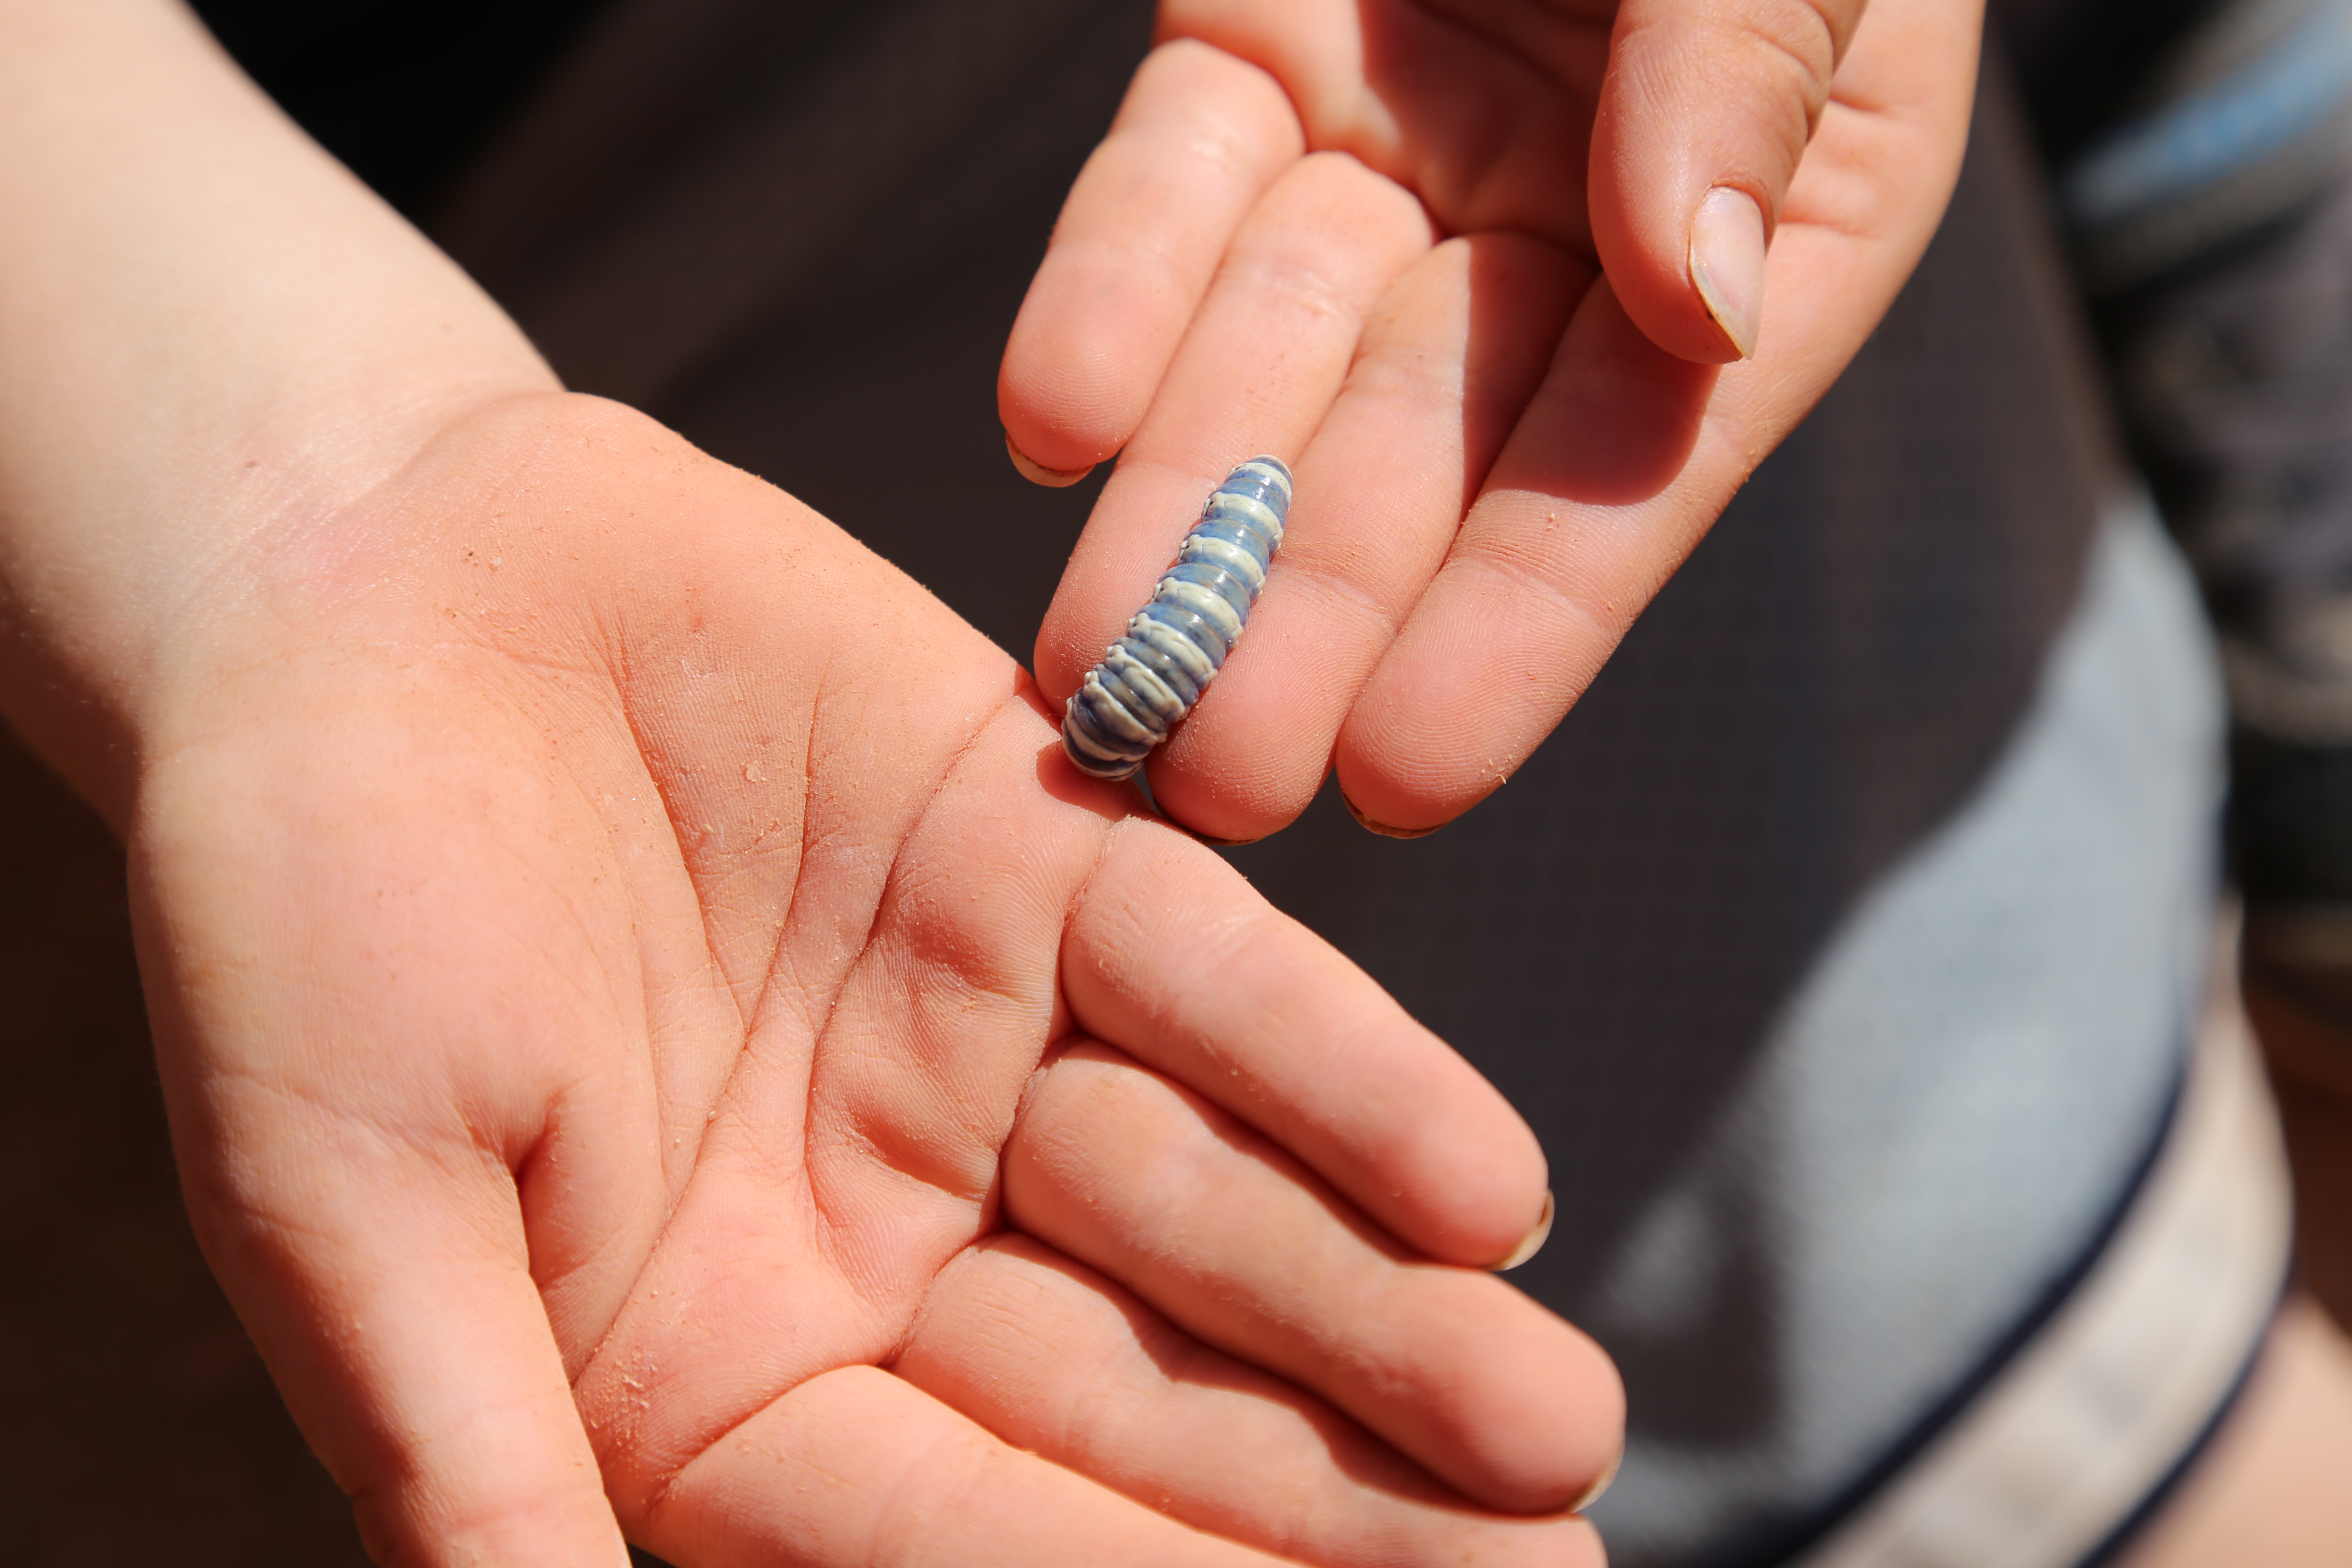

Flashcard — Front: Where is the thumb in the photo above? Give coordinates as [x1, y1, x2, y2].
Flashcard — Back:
[1590, 0, 1869, 363]
[176, 1128, 632, 1568]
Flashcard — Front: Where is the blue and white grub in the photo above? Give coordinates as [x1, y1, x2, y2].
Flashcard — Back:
[1062, 456, 1293, 780]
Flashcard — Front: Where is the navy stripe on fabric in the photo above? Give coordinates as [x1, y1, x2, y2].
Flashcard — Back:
[1693, 1050, 2194, 1568]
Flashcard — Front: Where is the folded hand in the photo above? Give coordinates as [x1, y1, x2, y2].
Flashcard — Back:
[1004, 0, 1982, 839]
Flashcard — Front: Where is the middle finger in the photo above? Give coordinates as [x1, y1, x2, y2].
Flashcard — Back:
[1034, 152, 1435, 784]
[1147, 230, 1592, 838]
[1000, 1042, 1623, 1516]
[898, 1232, 1605, 1568]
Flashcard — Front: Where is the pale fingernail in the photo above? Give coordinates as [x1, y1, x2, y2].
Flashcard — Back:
[1689, 186, 1766, 360]
[1496, 1189, 1555, 1271]
[1005, 432, 1095, 487]
[1572, 1439, 1624, 1513]
[1340, 787, 1442, 839]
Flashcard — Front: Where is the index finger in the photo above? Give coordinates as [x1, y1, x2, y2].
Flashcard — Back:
[1066, 816, 1553, 1270]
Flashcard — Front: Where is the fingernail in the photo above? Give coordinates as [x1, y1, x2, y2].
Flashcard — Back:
[1572, 1439, 1624, 1513]
[1340, 787, 1442, 839]
[1689, 186, 1766, 360]
[1006, 432, 1095, 487]
[1496, 1189, 1554, 1271]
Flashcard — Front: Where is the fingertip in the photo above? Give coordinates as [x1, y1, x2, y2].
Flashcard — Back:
[1594, 167, 1773, 368]
[1142, 731, 1321, 848]
[1497, 1189, 1555, 1272]
[1354, 1270, 1623, 1514]
[1402, 1090, 1553, 1271]
[1329, 653, 1522, 835]
[1610, 180, 1770, 366]
[1330, 728, 1495, 840]
[1555, 1348, 1630, 1515]
[1441, 1295, 1626, 1513]
[1689, 184, 1766, 360]
[1339, 784, 1445, 839]
[1574, 1436, 1626, 1514]
[1006, 431, 1096, 488]
[998, 311, 1150, 475]
[1590, 0, 1850, 363]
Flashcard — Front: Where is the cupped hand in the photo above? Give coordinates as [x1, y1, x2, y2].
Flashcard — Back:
[131, 392, 1617, 1568]
[1003, 0, 1982, 839]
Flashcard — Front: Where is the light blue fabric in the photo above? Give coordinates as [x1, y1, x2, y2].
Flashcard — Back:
[1586, 503, 2225, 1563]
[2063, 0, 2352, 227]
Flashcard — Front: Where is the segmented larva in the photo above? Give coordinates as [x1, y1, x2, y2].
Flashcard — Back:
[1061, 456, 1293, 781]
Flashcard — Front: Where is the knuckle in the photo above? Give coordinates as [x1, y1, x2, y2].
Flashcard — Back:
[1617, 0, 1860, 147]
[1726, 0, 1857, 111]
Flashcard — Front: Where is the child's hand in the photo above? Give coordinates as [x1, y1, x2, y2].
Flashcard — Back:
[1004, 0, 1981, 840]
[134, 391, 1620, 1567]
[0, 6, 1621, 1559]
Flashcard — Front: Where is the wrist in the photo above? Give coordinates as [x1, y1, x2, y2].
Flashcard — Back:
[0, 369, 562, 834]
[0, 0, 556, 824]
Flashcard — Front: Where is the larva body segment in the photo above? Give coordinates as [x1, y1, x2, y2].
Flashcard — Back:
[1062, 456, 1292, 780]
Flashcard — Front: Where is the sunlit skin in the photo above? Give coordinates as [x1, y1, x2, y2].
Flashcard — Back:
[2114, 1294, 2352, 1566]
[0, 3, 1625, 1564]
[1004, 0, 1983, 840]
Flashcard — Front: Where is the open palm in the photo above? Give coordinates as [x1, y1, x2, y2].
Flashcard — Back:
[1003, 0, 1982, 840]
[132, 393, 1618, 1568]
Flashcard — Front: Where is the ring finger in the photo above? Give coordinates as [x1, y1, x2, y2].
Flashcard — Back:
[999, 1042, 1623, 1516]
